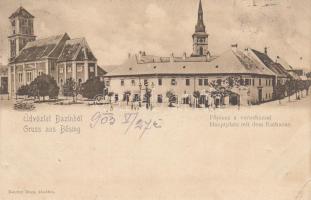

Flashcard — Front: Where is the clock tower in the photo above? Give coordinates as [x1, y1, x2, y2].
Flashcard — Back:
[191, 0, 209, 57]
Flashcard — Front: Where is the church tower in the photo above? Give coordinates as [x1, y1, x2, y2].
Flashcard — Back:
[8, 7, 36, 62]
[191, 0, 209, 57]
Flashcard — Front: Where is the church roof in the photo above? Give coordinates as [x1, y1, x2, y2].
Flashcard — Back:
[57, 38, 97, 62]
[11, 33, 96, 64]
[9, 7, 34, 19]
[13, 33, 69, 63]
[105, 49, 275, 77]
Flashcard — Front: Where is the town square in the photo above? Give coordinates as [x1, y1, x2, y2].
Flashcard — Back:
[0, 0, 310, 111]
[0, 1, 310, 200]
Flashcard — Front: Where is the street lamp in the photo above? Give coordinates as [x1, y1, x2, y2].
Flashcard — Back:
[151, 82, 155, 109]
[138, 82, 142, 107]
[144, 81, 149, 109]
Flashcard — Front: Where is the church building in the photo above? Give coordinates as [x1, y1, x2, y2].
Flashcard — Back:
[8, 7, 99, 97]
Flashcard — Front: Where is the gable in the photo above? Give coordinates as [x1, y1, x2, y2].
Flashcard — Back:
[9, 7, 34, 19]
[58, 38, 97, 62]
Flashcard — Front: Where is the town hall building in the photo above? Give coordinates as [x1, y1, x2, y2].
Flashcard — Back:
[8, 7, 99, 97]
[104, 0, 288, 106]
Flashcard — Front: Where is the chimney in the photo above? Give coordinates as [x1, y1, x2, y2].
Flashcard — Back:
[264, 47, 268, 55]
[182, 52, 187, 60]
[276, 56, 280, 63]
[231, 44, 238, 52]
[170, 53, 174, 63]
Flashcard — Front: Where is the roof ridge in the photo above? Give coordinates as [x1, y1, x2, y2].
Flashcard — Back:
[47, 33, 69, 58]
[24, 33, 66, 49]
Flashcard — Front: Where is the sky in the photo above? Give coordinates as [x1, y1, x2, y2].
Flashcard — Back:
[0, 0, 310, 70]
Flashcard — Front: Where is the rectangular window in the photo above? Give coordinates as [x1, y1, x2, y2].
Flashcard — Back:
[204, 79, 208, 86]
[59, 68, 64, 74]
[171, 79, 176, 86]
[121, 79, 124, 86]
[131, 79, 136, 86]
[186, 78, 190, 86]
[259, 78, 261, 86]
[266, 79, 268, 86]
[245, 79, 250, 86]
[38, 71, 43, 76]
[18, 72, 23, 83]
[269, 79, 271, 86]
[217, 79, 222, 86]
[90, 66, 95, 72]
[157, 94, 163, 103]
[67, 66, 72, 73]
[105, 80, 110, 87]
[26, 71, 32, 83]
[158, 78, 162, 86]
[198, 79, 203, 86]
[144, 79, 148, 86]
[252, 79, 254, 86]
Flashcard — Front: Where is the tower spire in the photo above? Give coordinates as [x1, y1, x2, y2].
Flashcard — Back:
[195, 0, 205, 33]
[191, 0, 209, 57]
[198, 0, 203, 13]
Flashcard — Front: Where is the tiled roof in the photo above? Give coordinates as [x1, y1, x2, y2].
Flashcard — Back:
[9, 7, 34, 19]
[12, 33, 96, 63]
[14, 33, 69, 63]
[105, 49, 275, 77]
[288, 71, 301, 80]
[58, 38, 97, 62]
[251, 49, 289, 78]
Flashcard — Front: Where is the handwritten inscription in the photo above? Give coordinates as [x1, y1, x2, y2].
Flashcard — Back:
[90, 112, 162, 138]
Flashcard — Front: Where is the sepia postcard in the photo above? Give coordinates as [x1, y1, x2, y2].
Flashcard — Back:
[0, 0, 310, 199]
